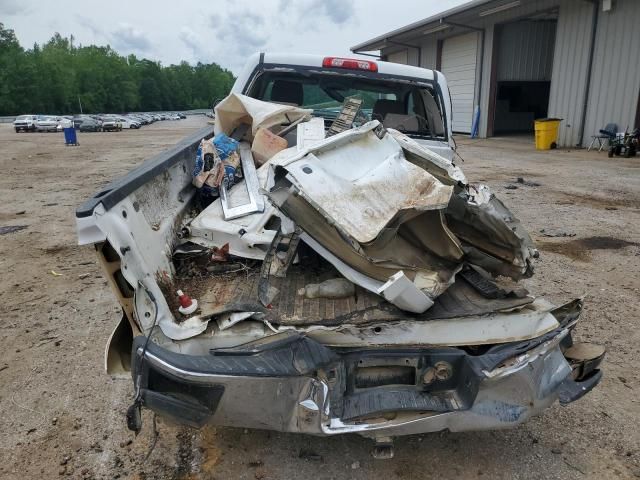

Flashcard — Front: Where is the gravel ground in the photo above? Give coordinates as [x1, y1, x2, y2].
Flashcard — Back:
[0, 118, 638, 480]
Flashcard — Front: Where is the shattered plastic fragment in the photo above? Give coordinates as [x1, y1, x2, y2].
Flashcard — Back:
[377, 271, 434, 313]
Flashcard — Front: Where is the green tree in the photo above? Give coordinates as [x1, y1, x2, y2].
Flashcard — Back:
[0, 24, 235, 115]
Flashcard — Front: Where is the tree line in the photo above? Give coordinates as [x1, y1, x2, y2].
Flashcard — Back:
[0, 23, 236, 116]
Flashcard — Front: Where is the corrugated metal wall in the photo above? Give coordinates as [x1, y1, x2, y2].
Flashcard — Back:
[547, 0, 596, 147]
[473, 0, 560, 137]
[583, 0, 640, 144]
[497, 21, 556, 81]
[379, 0, 640, 145]
[420, 39, 438, 69]
[386, 49, 409, 64]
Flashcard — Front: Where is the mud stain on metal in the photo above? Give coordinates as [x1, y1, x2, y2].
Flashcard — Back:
[537, 236, 639, 262]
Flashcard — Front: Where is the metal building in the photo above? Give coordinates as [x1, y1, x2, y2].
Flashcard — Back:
[351, 0, 640, 147]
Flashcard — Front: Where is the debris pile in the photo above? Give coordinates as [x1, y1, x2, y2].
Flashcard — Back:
[173, 93, 538, 321]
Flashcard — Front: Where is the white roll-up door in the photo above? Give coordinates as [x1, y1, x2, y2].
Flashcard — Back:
[386, 50, 408, 64]
[441, 32, 478, 133]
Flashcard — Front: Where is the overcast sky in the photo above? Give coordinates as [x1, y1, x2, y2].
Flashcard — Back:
[1, 0, 467, 74]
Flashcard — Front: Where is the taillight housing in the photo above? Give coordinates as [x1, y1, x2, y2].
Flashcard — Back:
[322, 57, 378, 72]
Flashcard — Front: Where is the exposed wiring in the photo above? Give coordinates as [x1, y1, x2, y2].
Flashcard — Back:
[451, 134, 466, 163]
[143, 414, 159, 463]
[128, 280, 160, 435]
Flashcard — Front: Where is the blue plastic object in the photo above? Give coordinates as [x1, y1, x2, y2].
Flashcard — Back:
[212, 133, 238, 160]
[64, 127, 78, 145]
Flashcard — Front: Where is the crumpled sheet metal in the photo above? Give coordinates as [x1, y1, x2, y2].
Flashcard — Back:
[446, 185, 538, 279]
[214, 93, 312, 138]
[275, 123, 454, 244]
[390, 128, 537, 280]
[267, 122, 464, 311]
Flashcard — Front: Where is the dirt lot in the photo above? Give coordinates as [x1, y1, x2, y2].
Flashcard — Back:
[0, 118, 639, 480]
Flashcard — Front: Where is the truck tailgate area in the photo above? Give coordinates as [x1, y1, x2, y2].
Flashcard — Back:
[166, 253, 533, 327]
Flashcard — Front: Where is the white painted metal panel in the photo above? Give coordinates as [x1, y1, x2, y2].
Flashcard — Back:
[441, 32, 478, 133]
[582, 0, 640, 146]
[548, 0, 595, 147]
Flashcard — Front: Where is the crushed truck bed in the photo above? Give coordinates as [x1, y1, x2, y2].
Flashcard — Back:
[169, 252, 533, 327]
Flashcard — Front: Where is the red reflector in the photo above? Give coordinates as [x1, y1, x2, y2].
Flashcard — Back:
[322, 57, 378, 72]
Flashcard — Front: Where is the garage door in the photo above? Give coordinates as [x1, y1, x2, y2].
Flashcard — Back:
[441, 32, 478, 133]
[386, 50, 408, 64]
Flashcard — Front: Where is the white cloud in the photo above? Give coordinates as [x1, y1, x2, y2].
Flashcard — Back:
[110, 23, 151, 54]
[5, 0, 468, 73]
[0, 0, 30, 16]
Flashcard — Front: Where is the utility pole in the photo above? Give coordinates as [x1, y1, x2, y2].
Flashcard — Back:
[78, 95, 83, 115]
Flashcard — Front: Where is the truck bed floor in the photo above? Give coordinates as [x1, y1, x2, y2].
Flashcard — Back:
[178, 261, 533, 327]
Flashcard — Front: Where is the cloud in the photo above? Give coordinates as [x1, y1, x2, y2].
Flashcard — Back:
[75, 15, 104, 38]
[0, 0, 30, 16]
[110, 23, 151, 53]
[209, 10, 268, 58]
[311, 0, 355, 24]
[179, 26, 200, 56]
[277, 0, 355, 29]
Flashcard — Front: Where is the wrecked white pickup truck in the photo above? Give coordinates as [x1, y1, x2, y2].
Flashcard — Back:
[76, 53, 604, 456]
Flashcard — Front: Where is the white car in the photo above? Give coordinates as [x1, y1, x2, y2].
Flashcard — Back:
[13, 115, 38, 132]
[117, 117, 141, 129]
[99, 116, 123, 131]
[35, 116, 62, 132]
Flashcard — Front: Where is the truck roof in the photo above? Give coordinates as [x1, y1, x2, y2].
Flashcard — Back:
[232, 52, 437, 94]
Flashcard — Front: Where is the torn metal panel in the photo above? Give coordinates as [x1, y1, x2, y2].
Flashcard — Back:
[266, 121, 464, 311]
[279, 133, 453, 244]
[388, 129, 467, 185]
[289, 298, 560, 348]
[389, 128, 537, 280]
[446, 184, 538, 279]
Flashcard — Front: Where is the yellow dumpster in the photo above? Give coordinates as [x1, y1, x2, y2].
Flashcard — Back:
[534, 118, 562, 150]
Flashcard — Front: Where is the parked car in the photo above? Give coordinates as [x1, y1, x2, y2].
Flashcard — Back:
[117, 116, 141, 129]
[78, 117, 103, 132]
[13, 114, 38, 132]
[99, 116, 122, 131]
[178, 112, 187, 119]
[128, 114, 148, 125]
[76, 54, 604, 455]
[35, 116, 62, 132]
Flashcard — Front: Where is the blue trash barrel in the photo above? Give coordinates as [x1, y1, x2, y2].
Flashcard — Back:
[64, 127, 78, 145]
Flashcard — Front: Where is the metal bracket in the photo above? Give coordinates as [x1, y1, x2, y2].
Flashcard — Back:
[219, 143, 264, 220]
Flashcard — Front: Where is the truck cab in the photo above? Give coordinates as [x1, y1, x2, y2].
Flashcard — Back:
[233, 53, 454, 160]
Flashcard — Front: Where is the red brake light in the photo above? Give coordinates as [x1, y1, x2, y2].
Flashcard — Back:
[322, 57, 378, 72]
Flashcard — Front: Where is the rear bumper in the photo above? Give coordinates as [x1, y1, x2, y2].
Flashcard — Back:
[130, 329, 602, 438]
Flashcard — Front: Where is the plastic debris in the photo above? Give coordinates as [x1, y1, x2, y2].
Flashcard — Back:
[251, 127, 288, 165]
[177, 290, 198, 315]
[192, 133, 241, 201]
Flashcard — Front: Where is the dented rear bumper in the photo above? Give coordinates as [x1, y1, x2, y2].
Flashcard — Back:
[130, 325, 603, 438]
